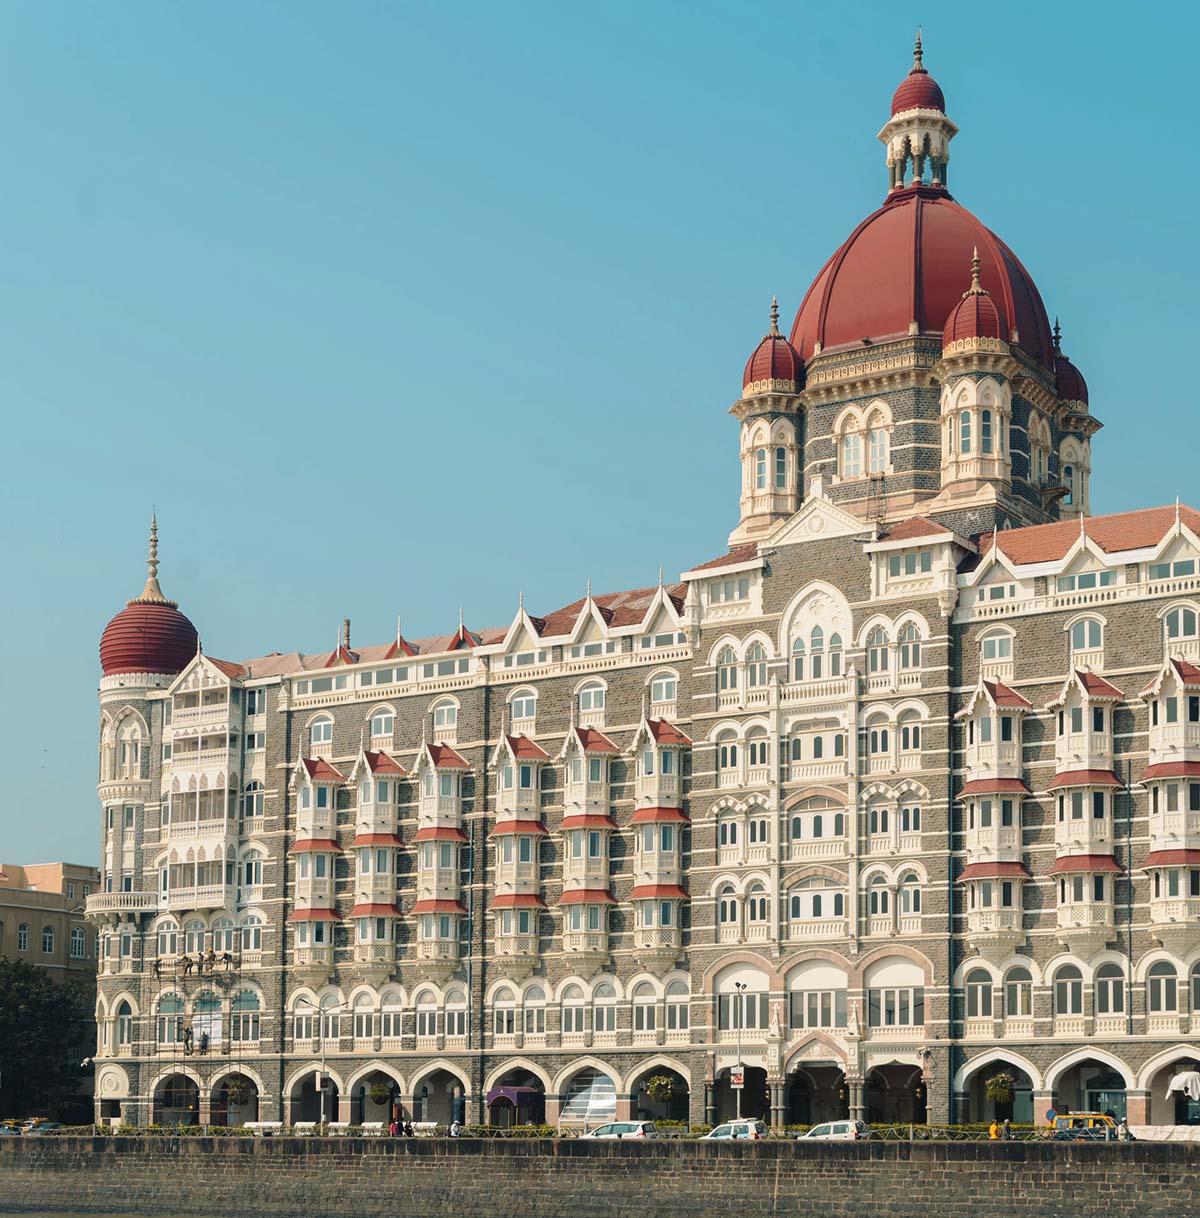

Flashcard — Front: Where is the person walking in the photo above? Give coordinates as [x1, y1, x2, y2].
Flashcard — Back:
[1001, 1119, 1013, 1140]
[988, 1118, 1000, 1140]
[403, 1119, 414, 1138]
[449, 1120, 462, 1138]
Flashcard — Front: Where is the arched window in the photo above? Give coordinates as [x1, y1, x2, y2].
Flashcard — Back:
[560, 983, 586, 1034]
[899, 712, 921, 752]
[791, 638, 805, 681]
[183, 919, 205, 954]
[867, 628, 889, 673]
[593, 982, 617, 1033]
[1070, 618, 1103, 652]
[1191, 962, 1200, 1013]
[157, 994, 184, 1044]
[211, 917, 236, 953]
[1147, 961, 1179, 1013]
[369, 708, 394, 739]
[510, 688, 537, 721]
[666, 980, 689, 1031]
[868, 725, 890, 755]
[959, 410, 972, 454]
[240, 913, 263, 952]
[717, 816, 739, 847]
[649, 672, 677, 705]
[493, 986, 517, 1036]
[810, 627, 825, 679]
[754, 447, 767, 490]
[232, 990, 261, 1042]
[717, 885, 739, 924]
[981, 631, 1013, 662]
[1167, 607, 1199, 641]
[746, 883, 768, 922]
[432, 698, 458, 729]
[1053, 965, 1083, 1015]
[242, 781, 265, 819]
[578, 682, 606, 713]
[632, 981, 657, 1033]
[716, 647, 738, 692]
[1095, 963, 1125, 1015]
[1004, 967, 1032, 1017]
[157, 919, 179, 958]
[965, 968, 992, 1018]
[842, 431, 862, 479]
[1062, 464, 1075, 505]
[898, 623, 921, 669]
[899, 872, 921, 914]
[523, 984, 547, 1035]
[717, 734, 739, 774]
[309, 716, 333, 749]
[774, 446, 787, 489]
[70, 926, 86, 959]
[981, 409, 994, 454]
[746, 643, 768, 688]
[747, 732, 769, 767]
[868, 425, 889, 473]
[319, 993, 342, 1039]
[867, 875, 889, 915]
[116, 1000, 133, 1046]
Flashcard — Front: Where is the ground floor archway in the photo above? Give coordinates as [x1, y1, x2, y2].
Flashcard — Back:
[1054, 1058, 1127, 1120]
[1144, 1055, 1200, 1126]
[210, 1074, 260, 1127]
[289, 1069, 339, 1124]
[785, 1064, 847, 1125]
[412, 1068, 466, 1125]
[713, 1065, 768, 1122]
[559, 1067, 617, 1125]
[352, 1069, 402, 1125]
[963, 1060, 1034, 1124]
[154, 1074, 199, 1127]
[486, 1068, 545, 1127]
[628, 1066, 689, 1123]
[865, 1063, 926, 1124]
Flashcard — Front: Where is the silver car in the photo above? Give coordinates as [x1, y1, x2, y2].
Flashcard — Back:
[702, 1119, 769, 1140]
[579, 1120, 658, 1140]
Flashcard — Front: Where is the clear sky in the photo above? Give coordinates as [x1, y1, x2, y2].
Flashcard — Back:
[2, 1, 1196, 862]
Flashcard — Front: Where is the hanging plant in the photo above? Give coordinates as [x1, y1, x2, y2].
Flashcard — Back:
[645, 1075, 675, 1105]
[225, 1077, 250, 1106]
[985, 1073, 1015, 1105]
[369, 1081, 392, 1107]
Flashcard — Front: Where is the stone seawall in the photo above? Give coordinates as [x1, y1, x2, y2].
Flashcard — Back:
[3, 1136, 1199, 1218]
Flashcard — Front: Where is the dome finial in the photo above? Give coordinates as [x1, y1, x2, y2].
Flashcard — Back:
[1053, 317, 1063, 354]
[912, 27, 926, 74]
[131, 513, 174, 606]
[769, 295, 780, 336]
[969, 247, 982, 294]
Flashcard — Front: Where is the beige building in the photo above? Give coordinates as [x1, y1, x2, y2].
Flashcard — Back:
[0, 862, 100, 977]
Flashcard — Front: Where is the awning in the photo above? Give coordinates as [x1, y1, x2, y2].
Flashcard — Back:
[1046, 854, 1122, 875]
[631, 884, 688, 900]
[956, 861, 1031, 881]
[486, 1086, 542, 1107]
[631, 807, 689, 824]
[288, 907, 338, 922]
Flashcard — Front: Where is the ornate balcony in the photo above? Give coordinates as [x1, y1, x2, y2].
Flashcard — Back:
[631, 925, 681, 975]
[1056, 902, 1113, 955]
[86, 891, 158, 922]
[965, 907, 1025, 960]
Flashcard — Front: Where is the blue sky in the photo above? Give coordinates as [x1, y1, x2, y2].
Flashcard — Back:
[2, 2, 1196, 862]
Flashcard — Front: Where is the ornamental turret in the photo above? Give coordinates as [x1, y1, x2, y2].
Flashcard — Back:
[879, 32, 958, 192]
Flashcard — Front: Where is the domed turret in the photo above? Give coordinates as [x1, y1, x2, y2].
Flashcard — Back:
[100, 517, 199, 677]
[891, 31, 946, 116]
[942, 249, 1008, 350]
[1053, 320, 1089, 408]
[742, 297, 803, 395]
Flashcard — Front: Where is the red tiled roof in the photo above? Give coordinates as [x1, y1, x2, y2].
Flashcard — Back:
[324, 644, 359, 668]
[647, 718, 692, 746]
[411, 898, 466, 914]
[1141, 762, 1200, 781]
[1047, 769, 1122, 790]
[289, 838, 340, 853]
[631, 807, 689, 824]
[977, 505, 1200, 566]
[1144, 850, 1200, 868]
[558, 888, 616, 905]
[942, 271, 1007, 347]
[560, 815, 618, 831]
[1076, 671, 1123, 699]
[207, 657, 247, 679]
[958, 778, 1030, 797]
[412, 826, 468, 843]
[425, 742, 469, 769]
[491, 820, 549, 836]
[349, 902, 401, 917]
[687, 543, 758, 574]
[288, 907, 338, 922]
[536, 584, 687, 637]
[878, 516, 953, 542]
[506, 734, 550, 761]
[956, 861, 1031, 881]
[572, 726, 619, 754]
[350, 832, 404, 848]
[1047, 854, 1122, 875]
[1139, 658, 1200, 697]
[984, 680, 1033, 710]
[301, 758, 345, 782]
[363, 750, 405, 776]
[381, 637, 417, 659]
[743, 318, 803, 394]
[630, 884, 688, 900]
[492, 893, 547, 909]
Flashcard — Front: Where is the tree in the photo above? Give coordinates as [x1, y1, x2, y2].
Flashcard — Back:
[645, 1075, 675, 1105]
[0, 957, 89, 1118]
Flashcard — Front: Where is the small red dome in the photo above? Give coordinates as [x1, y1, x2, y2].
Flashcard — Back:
[1056, 355, 1089, 406]
[100, 518, 199, 677]
[942, 253, 1008, 347]
[891, 34, 945, 116]
[743, 298, 803, 394]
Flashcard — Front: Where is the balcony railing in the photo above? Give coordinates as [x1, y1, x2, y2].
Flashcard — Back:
[166, 884, 233, 912]
[562, 931, 607, 953]
[635, 772, 681, 808]
[1150, 896, 1200, 924]
[495, 934, 539, 958]
[786, 918, 847, 941]
[293, 943, 333, 968]
[353, 942, 395, 967]
[416, 939, 460, 962]
[86, 891, 158, 917]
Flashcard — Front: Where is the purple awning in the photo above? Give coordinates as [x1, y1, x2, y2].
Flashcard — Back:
[486, 1085, 541, 1107]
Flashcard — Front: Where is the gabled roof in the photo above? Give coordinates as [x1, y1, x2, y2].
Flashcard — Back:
[956, 679, 1032, 718]
[686, 543, 759, 573]
[569, 726, 619, 754]
[646, 718, 692, 747]
[1139, 658, 1200, 698]
[300, 758, 344, 782]
[324, 643, 360, 668]
[1045, 669, 1123, 708]
[878, 515, 952, 542]
[504, 734, 551, 762]
[423, 741, 469, 769]
[362, 750, 405, 776]
[206, 657, 247, 680]
[381, 636, 417, 659]
[975, 504, 1200, 567]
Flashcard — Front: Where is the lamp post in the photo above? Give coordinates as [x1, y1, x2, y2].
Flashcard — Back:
[733, 981, 746, 1120]
[295, 997, 350, 1125]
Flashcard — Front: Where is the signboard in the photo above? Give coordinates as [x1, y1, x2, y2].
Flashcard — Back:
[1044, 1108, 1057, 1123]
[730, 1067, 745, 1090]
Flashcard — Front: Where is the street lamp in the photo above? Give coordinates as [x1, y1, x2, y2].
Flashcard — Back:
[295, 996, 350, 1125]
[733, 981, 747, 1120]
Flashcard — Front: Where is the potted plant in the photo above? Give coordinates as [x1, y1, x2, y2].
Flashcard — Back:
[985, 1073, 1015, 1106]
[225, 1077, 250, 1107]
[369, 1081, 392, 1107]
[645, 1075, 675, 1106]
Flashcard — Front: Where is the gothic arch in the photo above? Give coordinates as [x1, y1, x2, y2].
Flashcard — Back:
[409, 1060, 471, 1095]
[551, 1056, 620, 1097]
[1045, 1047, 1134, 1093]
[484, 1058, 552, 1094]
[344, 1061, 407, 1094]
[623, 1055, 693, 1094]
[954, 1049, 1043, 1093]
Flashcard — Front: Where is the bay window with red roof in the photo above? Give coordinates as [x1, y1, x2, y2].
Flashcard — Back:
[560, 889, 613, 961]
[413, 741, 469, 826]
[1048, 854, 1119, 955]
[957, 679, 1030, 787]
[494, 734, 549, 817]
[633, 717, 691, 809]
[957, 861, 1028, 957]
[562, 726, 618, 811]
[413, 897, 466, 967]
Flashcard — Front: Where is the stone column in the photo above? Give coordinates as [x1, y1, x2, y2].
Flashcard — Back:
[337, 1095, 352, 1124]
[768, 1081, 786, 1129]
[544, 1094, 562, 1125]
[848, 1077, 865, 1122]
[1125, 1090, 1150, 1125]
[954, 1090, 969, 1125]
[198, 1094, 212, 1126]
[1032, 1090, 1054, 1129]
[615, 1093, 634, 1121]
[704, 1081, 716, 1126]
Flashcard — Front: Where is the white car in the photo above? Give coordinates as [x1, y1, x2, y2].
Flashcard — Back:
[701, 1119, 769, 1140]
[797, 1120, 870, 1142]
[579, 1120, 658, 1139]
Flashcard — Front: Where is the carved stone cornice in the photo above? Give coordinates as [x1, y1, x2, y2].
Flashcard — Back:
[729, 392, 802, 423]
[800, 339, 942, 403]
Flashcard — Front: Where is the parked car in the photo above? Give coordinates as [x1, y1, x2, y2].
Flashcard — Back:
[0, 1127, 20, 1137]
[21, 1121, 63, 1136]
[797, 1120, 870, 1142]
[701, 1119, 769, 1140]
[1050, 1113, 1118, 1142]
[580, 1121, 658, 1140]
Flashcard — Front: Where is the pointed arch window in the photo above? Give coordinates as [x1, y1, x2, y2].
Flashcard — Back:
[898, 623, 921, 669]
[755, 447, 767, 490]
[959, 411, 972, 454]
[867, 627, 890, 673]
[774, 446, 787, 488]
[791, 638, 805, 682]
[842, 432, 862, 479]
[746, 643, 768, 688]
[716, 647, 738, 692]
[868, 426, 889, 473]
[981, 409, 994, 454]
[809, 627, 825, 679]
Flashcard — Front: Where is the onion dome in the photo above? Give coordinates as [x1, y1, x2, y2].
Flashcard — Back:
[891, 31, 945, 116]
[742, 297, 803, 395]
[942, 248, 1008, 348]
[1053, 320, 1089, 408]
[100, 517, 199, 677]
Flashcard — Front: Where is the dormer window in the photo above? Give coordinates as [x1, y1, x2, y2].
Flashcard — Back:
[503, 649, 548, 669]
[569, 641, 617, 659]
[709, 576, 750, 605]
[1151, 558, 1197, 581]
[888, 551, 933, 578]
[1056, 570, 1114, 593]
[640, 631, 686, 649]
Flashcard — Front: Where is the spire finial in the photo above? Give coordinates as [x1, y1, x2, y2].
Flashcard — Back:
[396, 615, 403, 646]
[458, 605, 464, 633]
[342, 618, 351, 650]
[1176, 496, 1182, 527]
[1052, 317, 1062, 355]
[912, 27, 925, 73]
[130, 513, 174, 606]
[969, 247, 982, 294]
[658, 564, 664, 588]
[769, 295, 780, 336]
[586, 577, 592, 600]
[518, 589, 524, 612]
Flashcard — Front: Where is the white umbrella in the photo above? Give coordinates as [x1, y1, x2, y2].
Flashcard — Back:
[1165, 1071, 1200, 1101]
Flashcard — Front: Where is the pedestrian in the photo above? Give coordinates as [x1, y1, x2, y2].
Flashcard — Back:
[449, 1119, 462, 1138]
[404, 1119, 414, 1138]
[988, 1118, 1000, 1140]
[1001, 1119, 1013, 1141]
[1117, 1118, 1134, 1142]
[388, 1118, 399, 1138]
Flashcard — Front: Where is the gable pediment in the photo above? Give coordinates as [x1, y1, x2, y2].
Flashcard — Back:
[766, 495, 872, 549]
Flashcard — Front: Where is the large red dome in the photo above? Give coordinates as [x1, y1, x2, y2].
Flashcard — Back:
[99, 518, 198, 677]
[789, 187, 1054, 370]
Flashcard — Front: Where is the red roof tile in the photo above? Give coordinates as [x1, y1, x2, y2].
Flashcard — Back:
[647, 718, 692, 747]
[350, 832, 404, 848]
[1143, 850, 1200, 868]
[572, 726, 619, 754]
[984, 680, 1033, 710]
[1141, 762, 1200, 781]
[1139, 658, 1200, 697]
[560, 815, 618, 831]
[324, 644, 360, 668]
[687, 543, 759, 573]
[491, 820, 549, 836]
[301, 758, 345, 781]
[956, 861, 1031, 881]
[958, 778, 1030, 797]
[1076, 671, 1124, 699]
[349, 902, 402, 917]
[412, 826, 468, 843]
[411, 899, 466, 914]
[289, 838, 340, 853]
[631, 807, 689, 824]
[506, 734, 550, 761]
[363, 750, 405, 776]
[878, 516, 953, 542]
[425, 742, 469, 769]
[977, 504, 1200, 566]
[288, 907, 338, 922]
[630, 884, 689, 900]
[1046, 769, 1122, 790]
[558, 888, 616, 905]
[207, 657, 247, 679]
[492, 893, 547, 909]
[1047, 854, 1122, 875]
